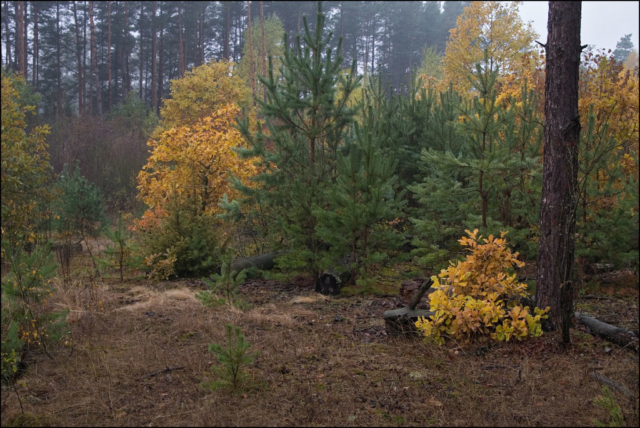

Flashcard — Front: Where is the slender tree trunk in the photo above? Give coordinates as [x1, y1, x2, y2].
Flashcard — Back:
[247, 1, 255, 101]
[73, 2, 84, 114]
[32, 1, 37, 89]
[371, 13, 375, 74]
[56, 1, 62, 120]
[124, 0, 130, 98]
[3, 1, 11, 69]
[83, 1, 88, 113]
[139, 2, 144, 99]
[260, 0, 266, 102]
[223, 2, 230, 60]
[107, 1, 112, 109]
[363, 18, 369, 82]
[22, 0, 27, 79]
[340, 2, 343, 58]
[90, 1, 102, 117]
[158, 21, 164, 114]
[177, 1, 184, 77]
[200, 2, 204, 64]
[151, 0, 157, 112]
[536, 1, 583, 343]
[16, 1, 24, 76]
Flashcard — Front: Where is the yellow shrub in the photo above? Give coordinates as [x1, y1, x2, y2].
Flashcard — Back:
[415, 229, 549, 344]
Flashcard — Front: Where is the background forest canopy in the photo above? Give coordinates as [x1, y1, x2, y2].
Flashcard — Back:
[1, 1, 639, 283]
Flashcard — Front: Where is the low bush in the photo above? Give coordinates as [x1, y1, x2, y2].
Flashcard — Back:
[415, 229, 549, 344]
[134, 200, 226, 278]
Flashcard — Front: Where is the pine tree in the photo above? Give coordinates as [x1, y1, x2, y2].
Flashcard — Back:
[314, 103, 406, 284]
[409, 51, 543, 268]
[227, 2, 361, 282]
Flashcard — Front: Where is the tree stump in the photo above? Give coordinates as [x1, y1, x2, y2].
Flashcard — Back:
[384, 279, 434, 337]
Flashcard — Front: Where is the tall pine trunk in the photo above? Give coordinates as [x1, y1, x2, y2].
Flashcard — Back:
[16, 1, 24, 76]
[158, 12, 164, 114]
[260, 1, 266, 103]
[536, 1, 583, 344]
[73, 2, 84, 114]
[90, 1, 102, 117]
[223, 2, 230, 60]
[151, 1, 157, 112]
[247, 1, 255, 102]
[3, 1, 11, 69]
[139, 2, 144, 99]
[56, 1, 62, 120]
[32, 1, 37, 89]
[177, 1, 184, 78]
[200, 3, 204, 64]
[107, 1, 112, 109]
[122, 1, 130, 99]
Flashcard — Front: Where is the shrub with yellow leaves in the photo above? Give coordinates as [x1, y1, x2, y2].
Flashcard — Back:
[415, 229, 549, 345]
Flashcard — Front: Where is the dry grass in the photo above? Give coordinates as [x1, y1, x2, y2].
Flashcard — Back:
[1, 257, 638, 427]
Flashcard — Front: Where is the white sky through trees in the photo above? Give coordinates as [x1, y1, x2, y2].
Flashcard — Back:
[517, 1, 639, 52]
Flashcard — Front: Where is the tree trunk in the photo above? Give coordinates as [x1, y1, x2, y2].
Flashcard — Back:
[260, 1, 266, 103]
[339, 2, 343, 58]
[73, 2, 84, 115]
[200, 3, 204, 64]
[151, 1, 157, 112]
[23, 0, 27, 80]
[3, 1, 11, 69]
[158, 22, 164, 114]
[139, 2, 144, 99]
[56, 1, 62, 120]
[90, 1, 102, 117]
[16, 1, 24, 76]
[223, 2, 230, 60]
[122, 0, 130, 99]
[247, 1, 255, 102]
[107, 0, 112, 109]
[32, 1, 37, 89]
[536, 2, 582, 343]
[177, 1, 184, 78]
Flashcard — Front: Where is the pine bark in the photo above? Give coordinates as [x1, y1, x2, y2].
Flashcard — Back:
[73, 2, 84, 114]
[536, 1, 582, 342]
[90, 1, 102, 117]
[177, 2, 184, 78]
[3, 1, 11, 69]
[107, 1, 112, 109]
[158, 17, 164, 114]
[151, 1, 157, 112]
[223, 2, 230, 60]
[247, 1, 256, 101]
[16, 1, 24, 76]
[139, 2, 144, 99]
[122, 0, 130, 99]
[200, 3, 204, 64]
[260, 0, 266, 102]
[32, 1, 37, 89]
[56, 1, 62, 120]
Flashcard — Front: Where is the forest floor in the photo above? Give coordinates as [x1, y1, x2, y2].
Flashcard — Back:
[1, 252, 638, 427]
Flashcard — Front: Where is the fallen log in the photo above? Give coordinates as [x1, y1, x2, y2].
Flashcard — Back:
[230, 252, 282, 273]
[590, 372, 635, 399]
[575, 312, 638, 351]
[384, 279, 434, 337]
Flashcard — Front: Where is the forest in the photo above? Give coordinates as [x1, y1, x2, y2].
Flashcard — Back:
[1, 1, 639, 426]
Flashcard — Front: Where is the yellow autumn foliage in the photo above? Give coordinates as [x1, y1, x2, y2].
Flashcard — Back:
[137, 104, 257, 217]
[1, 72, 52, 243]
[440, 1, 540, 98]
[415, 229, 549, 345]
[154, 60, 252, 138]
